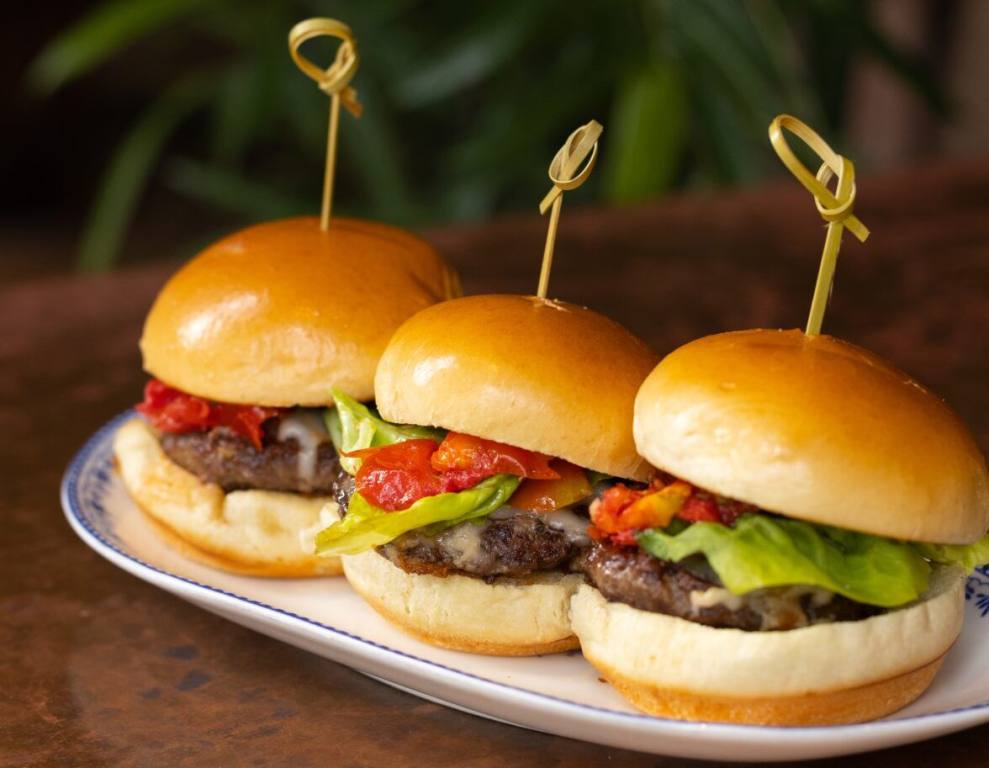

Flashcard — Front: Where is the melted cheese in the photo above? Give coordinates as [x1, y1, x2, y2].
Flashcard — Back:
[432, 506, 590, 572]
[689, 584, 837, 630]
[438, 522, 490, 571]
[541, 508, 591, 545]
[690, 587, 745, 611]
[277, 410, 329, 485]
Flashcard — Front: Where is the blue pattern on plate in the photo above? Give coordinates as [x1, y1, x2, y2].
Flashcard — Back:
[966, 567, 989, 618]
[75, 436, 122, 548]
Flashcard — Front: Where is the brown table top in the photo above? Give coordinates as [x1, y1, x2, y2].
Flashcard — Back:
[3, 158, 989, 767]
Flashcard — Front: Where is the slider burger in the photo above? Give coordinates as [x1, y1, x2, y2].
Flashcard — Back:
[571, 329, 989, 725]
[314, 294, 658, 654]
[113, 217, 459, 576]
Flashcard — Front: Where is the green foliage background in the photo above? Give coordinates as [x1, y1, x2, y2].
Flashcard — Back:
[29, 0, 943, 270]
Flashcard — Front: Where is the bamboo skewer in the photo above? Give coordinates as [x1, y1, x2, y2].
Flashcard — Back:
[288, 18, 363, 231]
[537, 120, 603, 299]
[768, 114, 869, 336]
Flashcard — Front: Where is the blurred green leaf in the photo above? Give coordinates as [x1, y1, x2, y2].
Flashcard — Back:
[439, 24, 620, 212]
[27, 0, 948, 270]
[604, 60, 686, 203]
[674, 0, 786, 132]
[746, 1, 818, 118]
[78, 76, 215, 272]
[211, 56, 278, 164]
[339, 77, 417, 223]
[690, 66, 760, 185]
[281, 65, 328, 153]
[27, 0, 218, 94]
[165, 157, 308, 219]
[394, 1, 544, 108]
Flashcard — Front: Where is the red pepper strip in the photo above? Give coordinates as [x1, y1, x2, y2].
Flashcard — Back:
[347, 439, 493, 510]
[350, 432, 562, 512]
[677, 494, 721, 523]
[430, 432, 559, 480]
[588, 483, 647, 543]
[678, 493, 754, 525]
[588, 477, 755, 546]
[136, 379, 282, 450]
[589, 527, 640, 547]
[348, 439, 445, 511]
[589, 480, 691, 537]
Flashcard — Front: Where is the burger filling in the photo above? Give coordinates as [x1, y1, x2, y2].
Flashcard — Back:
[584, 476, 989, 631]
[316, 390, 601, 579]
[136, 379, 339, 494]
[576, 544, 879, 630]
[332, 467, 589, 579]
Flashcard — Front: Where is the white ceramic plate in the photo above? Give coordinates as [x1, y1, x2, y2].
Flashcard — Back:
[62, 413, 989, 762]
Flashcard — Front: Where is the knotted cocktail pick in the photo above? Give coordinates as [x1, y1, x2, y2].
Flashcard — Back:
[768, 114, 870, 336]
[536, 120, 603, 299]
[289, 18, 363, 231]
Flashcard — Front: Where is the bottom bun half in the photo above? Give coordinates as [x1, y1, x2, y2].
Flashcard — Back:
[570, 568, 965, 726]
[342, 549, 582, 655]
[113, 418, 341, 577]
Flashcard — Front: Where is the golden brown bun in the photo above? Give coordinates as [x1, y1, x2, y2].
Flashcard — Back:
[595, 651, 944, 727]
[141, 217, 460, 406]
[140, 513, 337, 578]
[635, 329, 989, 543]
[375, 294, 658, 480]
[342, 550, 582, 655]
[114, 419, 342, 577]
[571, 569, 964, 725]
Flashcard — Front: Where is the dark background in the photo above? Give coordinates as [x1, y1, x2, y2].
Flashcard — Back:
[4, 0, 989, 274]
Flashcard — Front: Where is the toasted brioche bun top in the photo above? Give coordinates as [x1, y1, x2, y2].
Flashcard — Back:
[634, 329, 989, 543]
[140, 217, 459, 406]
[375, 294, 658, 480]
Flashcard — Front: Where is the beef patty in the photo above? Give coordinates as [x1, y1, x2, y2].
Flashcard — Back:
[577, 543, 881, 631]
[161, 422, 339, 494]
[332, 468, 590, 579]
[378, 510, 588, 580]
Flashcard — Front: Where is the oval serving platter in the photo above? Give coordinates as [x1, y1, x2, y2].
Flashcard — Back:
[62, 412, 989, 762]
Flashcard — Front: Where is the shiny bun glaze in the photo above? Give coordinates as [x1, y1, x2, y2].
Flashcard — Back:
[141, 217, 460, 406]
[634, 329, 989, 543]
[374, 294, 659, 480]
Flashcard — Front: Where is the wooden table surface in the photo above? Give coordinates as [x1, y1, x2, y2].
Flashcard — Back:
[3, 158, 989, 767]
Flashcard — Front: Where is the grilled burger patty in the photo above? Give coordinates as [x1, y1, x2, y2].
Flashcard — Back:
[578, 543, 881, 631]
[332, 469, 590, 579]
[378, 510, 587, 580]
[160, 418, 339, 494]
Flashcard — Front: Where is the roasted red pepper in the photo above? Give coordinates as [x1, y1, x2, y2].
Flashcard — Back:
[677, 492, 752, 525]
[588, 526, 640, 547]
[589, 479, 691, 541]
[588, 476, 754, 545]
[136, 379, 282, 450]
[350, 432, 559, 511]
[347, 439, 446, 511]
[430, 432, 558, 480]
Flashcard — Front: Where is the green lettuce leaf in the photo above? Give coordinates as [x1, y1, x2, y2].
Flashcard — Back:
[315, 474, 520, 556]
[324, 388, 445, 474]
[637, 514, 932, 607]
[915, 533, 989, 572]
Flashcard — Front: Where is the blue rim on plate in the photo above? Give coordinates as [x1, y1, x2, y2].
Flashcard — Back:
[62, 411, 989, 742]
